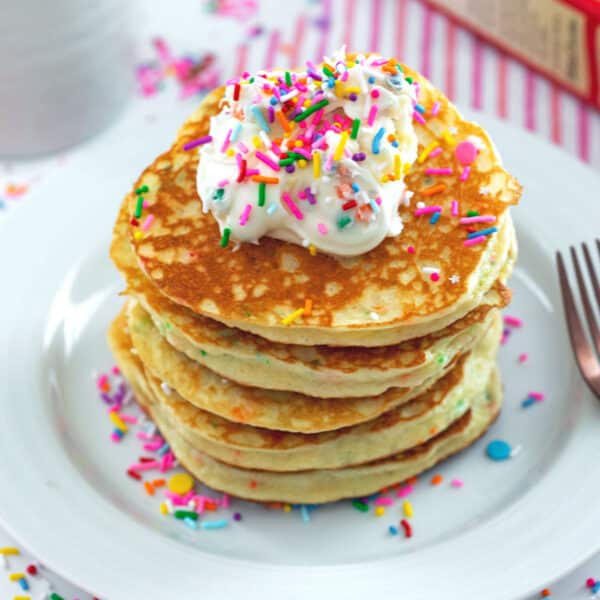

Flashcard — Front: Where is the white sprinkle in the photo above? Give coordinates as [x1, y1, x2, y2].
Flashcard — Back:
[421, 266, 440, 274]
[510, 444, 523, 458]
[280, 89, 299, 102]
[416, 200, 425, 209]
[130, 347, 139, 355]
[160, 382, 172, 396]
[449, 274, 460, 284]
[165, 499, 174, 514]
[369, 311, 380, 321]
[479, 186, 491, 195]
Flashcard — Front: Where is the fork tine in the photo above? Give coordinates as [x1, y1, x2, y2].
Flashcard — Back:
[571, 246, 600, 357]
[556, 251, 600, 394]
[582, 242, 600, 355]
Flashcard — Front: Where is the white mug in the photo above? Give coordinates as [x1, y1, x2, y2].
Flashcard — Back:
[0, 0, 134, 157]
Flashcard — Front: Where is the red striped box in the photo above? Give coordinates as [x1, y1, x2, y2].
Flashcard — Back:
[424, 0, 600, 111]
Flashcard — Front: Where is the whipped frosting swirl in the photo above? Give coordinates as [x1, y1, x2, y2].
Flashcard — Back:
[196, 49, 419, 256]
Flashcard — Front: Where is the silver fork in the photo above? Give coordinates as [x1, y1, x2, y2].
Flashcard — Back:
[556, 241, 600, 397]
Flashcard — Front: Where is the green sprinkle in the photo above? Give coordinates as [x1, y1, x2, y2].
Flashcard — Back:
[437, 354, 447, 364]
[405, 76, 413, 83]
[213, 188, 225, 201]
[286, 152, 305, 161]
[50, 594, 65, 600]
[134, 195, 144, 219]
[350, 118, 361, 140]
[337, 215, 352, 229]
[220, 227, 231, 248]
[294, 99, 330, 122]
[135, 185, 149, 195]
[466, 210, 480, 217]
[258, 182, 266, 207]
[352, 500, 369, 513]
[322, 66, 334, 78]
[174, 510, 198, 521]
[248, 77, 254, 83]
[200, 350, 207, 356]
[278, 158, 295, 166]
[285, 71, 292, 87]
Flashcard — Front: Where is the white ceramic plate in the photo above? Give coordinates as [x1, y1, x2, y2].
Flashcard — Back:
[1, 106, 599, 600]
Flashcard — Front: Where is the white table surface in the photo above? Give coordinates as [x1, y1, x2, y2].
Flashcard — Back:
[1, 1, 599, 598]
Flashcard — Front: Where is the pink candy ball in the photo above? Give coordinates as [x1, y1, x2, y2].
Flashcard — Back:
[455, 140, 478, 165]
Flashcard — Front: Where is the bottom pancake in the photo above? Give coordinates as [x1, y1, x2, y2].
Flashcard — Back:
[108, 311, 502, 503]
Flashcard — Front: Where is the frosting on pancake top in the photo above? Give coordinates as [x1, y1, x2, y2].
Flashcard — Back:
[195, 49, 418, 257]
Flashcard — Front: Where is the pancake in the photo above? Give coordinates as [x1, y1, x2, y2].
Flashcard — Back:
[123, 58, 521, 347]
[127, 300, 502, 434]
[111, 202, 511, 397]
[109, 306, 500, 471]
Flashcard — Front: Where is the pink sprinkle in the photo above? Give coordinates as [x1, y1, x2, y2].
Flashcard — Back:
[370, 57, 388, 66]
[407, 246, 415, 254]
[367, 105, 378, 127]
[451, 478, 464, 488]
[504, 315, 523, 328]
[414, 205, 442, 216]
[529, 392, 545, 401]
[374, 497, 394, 506]
[429, 147, 443, 158]
[425, 168, 453, 175]
[324, 152, 334, 172]
[451, 200, 459, 216]
[141, 214, 155, 231]
[143, 440, 163, 451]
[282, 192, 304, 220]
[460, 215, 496, 224]
[413, 111, 426, 125]
[136, 432, 161, 442]
[221, 493, 230, 509]
[220, 129, 232, 153]
[193, 496, 206, 513]
[397, 485, 414, 498]
[237, 142, 249, 154]
[371, 89, 380, 98]
[501, 330, 511, 346]
[459, 166, 471, 181]
[246, 169, 259, 176]
[128, 461, 160, 471]
[97, 374, 109, 389]
[142, 200, 151, 208]
[239, 203, 252, 226]
[255, 151, 280, 172]
[518, 353, 528, 364]
[119, 413, 138, 424]
[110, 432, 121, 443]
[317, 223, 328, 235]
[159, 454, 169, 472]
[430, 272, 440, 282]
[217, 179, 229, 187]
[111, 366, 120, 375]
[463, 235, 486, 247]
[431, 101, 441, 116]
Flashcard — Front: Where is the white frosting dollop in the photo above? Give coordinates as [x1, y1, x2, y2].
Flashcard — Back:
[196, 49, 418, 256]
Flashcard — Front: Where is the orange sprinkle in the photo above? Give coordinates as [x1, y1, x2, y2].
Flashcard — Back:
[276, 110, 292, 132]
[204, 501, 217, 511]
[431, 474, 443, 486]
[382, 64, 398, 74]
[251, 175, 279, 184]
[407, 476, 418, 485]
[152, 479, 166, 487]
[304, 298, 313, 316]
[144, 481, 155, 496]
[249, 480, 258, 488]
[421, 183, 446, 196]
[540, 590, 551, 598]
[429, 426, 438, 435]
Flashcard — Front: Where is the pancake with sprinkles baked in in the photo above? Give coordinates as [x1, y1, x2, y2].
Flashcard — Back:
[112, 201, 513, 397]
[123, 51, 520, 347]
[108, 308, 502, 503]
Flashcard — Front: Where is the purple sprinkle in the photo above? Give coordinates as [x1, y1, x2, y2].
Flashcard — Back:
[352, 152, 366, 162]
[233, 512, 242, 521]
[305, 188, 316, 205]
[307, 71, 323, 82]
[285, 164, 295, 173]
[101, 392, 113, 405]
[182, 135, 212, 151]
[268, 105, 275, 123]
[348, 93, 358, 101]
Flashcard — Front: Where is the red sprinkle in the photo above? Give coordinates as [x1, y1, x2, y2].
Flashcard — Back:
[237, 159, 247, 183]
[233, 83, 241, 101]
[342, 200, 358, 211]
[587, 578, 596, 588]
[127, 469, 142, 481]
[26, 564, 37, 576]
[430, 272, 440, 282]
[400, 519, 413, 538]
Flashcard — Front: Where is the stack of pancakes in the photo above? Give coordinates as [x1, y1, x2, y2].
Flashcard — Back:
[108, 62, 520, 504]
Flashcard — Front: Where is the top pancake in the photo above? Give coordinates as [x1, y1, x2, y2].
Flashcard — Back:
[125, 58, 520, 346]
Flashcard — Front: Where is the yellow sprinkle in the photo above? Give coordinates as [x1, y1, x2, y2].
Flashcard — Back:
[298, 159, 307, 168]
[109, 412, 128, 432]
[294, 140, 304, 147]
[252, 135, 261, 149]
[160, 502, 168, 515]
[308, 244, 317, 256]
[417, 141, 439, 163]
[9, 573, 26, 581]
[441, 129, 456, 146]
[133, 231, 144, 241]
[283, 504, 292, 512]
[303, 99, 312, 107]
[13, 597, 31, 600]
[0, 548, 20, 556]
[313, 151, 321, 178]
[394, 154, 402, 179]
[403, 500, 413, 518]
[333, 131, 349, 161]
[374, 506, 385, 517]
[281, 308, 304, 326]
[333, 79, 343, 96]
[168, 473, 194, 495]
[226, 148, 235, 157]
[344, 86, 361, 94]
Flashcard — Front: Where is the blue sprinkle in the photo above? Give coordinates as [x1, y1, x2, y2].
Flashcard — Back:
[351, 183, 360, 192]
[230, 122, 243, 142]
[414, 103, 426, 114]
[388, 525, 398, 535]
[391, 140, 399, 147]
[250, 105, 270, 133]
[157, 443, 170, 456]
[269, 97, 278, 105]
[467, 226, 497, 239]
[367, 76, 376, 84]
[201, 519, 229, 530]
[183, 517, 198, 530]
[372, 128, 385, 154]
[266, 203, 278, 215]
[19, 578, 29, 591]
[327, 77, 335, 88]
[486, 440, 512, 461]
[430, 211, 441, 225]
[300, 505, 310, 523]
[593, 582, 600, 594]
[522, 397, 536, 408]
[369, 199, 380, 213]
